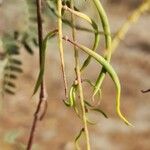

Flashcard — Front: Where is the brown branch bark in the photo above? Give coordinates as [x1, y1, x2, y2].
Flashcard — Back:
[26, 0, 47, 149]
[141, 89, 150, 93]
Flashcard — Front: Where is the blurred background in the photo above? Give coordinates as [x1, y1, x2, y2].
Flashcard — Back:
[0, 0, 150, 149]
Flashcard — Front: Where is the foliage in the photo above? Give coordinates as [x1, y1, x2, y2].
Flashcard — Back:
[0, 0, 149, 150]
[0, 32, 22, 96]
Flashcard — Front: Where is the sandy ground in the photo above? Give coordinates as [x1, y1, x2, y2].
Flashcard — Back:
[0, 0, 150, 150]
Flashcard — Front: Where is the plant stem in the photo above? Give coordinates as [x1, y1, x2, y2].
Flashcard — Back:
[70, 0, 90, 150]
[57, 0, 68, 98]
[26, 0, 47, 149]
[63, 36, 132, 126]
[92, 0, 112, 98]
[112, 0, 150, 53]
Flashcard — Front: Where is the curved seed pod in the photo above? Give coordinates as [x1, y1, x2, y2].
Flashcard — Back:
[63, 84, 81, 118]
[92, 0, 112, 100]
[75, 128, 84, 150]
[62, 5, 100, 71]
[33, 29, 58, 95]
[64, 37, 133, 126]
[86, 117, 96, 125]
[72, 85, 81, 117]
[93, 0, 150, 99]
[92, 70, 103, 101]
[63, 84, 76, 107]
[84, 100, 108, 119]
[47, 1, 105, 34]
[91, 108, 108, 119]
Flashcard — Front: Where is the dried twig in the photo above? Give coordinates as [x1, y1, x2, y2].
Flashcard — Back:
[26, 0, 47, 149]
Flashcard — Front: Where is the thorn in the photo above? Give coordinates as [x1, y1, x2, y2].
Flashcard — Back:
[141, 89, 150, 93]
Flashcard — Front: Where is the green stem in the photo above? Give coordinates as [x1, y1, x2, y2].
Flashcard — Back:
[57, 0, 68, 97]
[112, 0, 150, 53]
[70, 1, 91, 150]
[92, 0, 112, 98]
[93, 0, 150, 98]
[92, 0, 111, 54]
[63, 37, 133, 127]
[27, 0, 47, 149]
[46, 1, 105, 35]
[63, 5, 100, 72]
[33, 30, 58, 95]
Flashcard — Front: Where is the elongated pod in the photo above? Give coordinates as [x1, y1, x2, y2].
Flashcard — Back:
[63, 37, 133, 126]
[92, 0, 112, 99]
[47, 1, 104, 35]
[33, 29, 58, 95]
[63, 5, 100, 71]
[93, 0, 150, 98]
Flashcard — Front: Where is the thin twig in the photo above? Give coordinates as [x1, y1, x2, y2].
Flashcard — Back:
[63, 36, 132, 126]
[141, 89, 150, 93]
[26, 0, 47, 149]
[57, 0, 68, 98]
[112, 0, 150, 53]
[70, 0, 90, 149]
